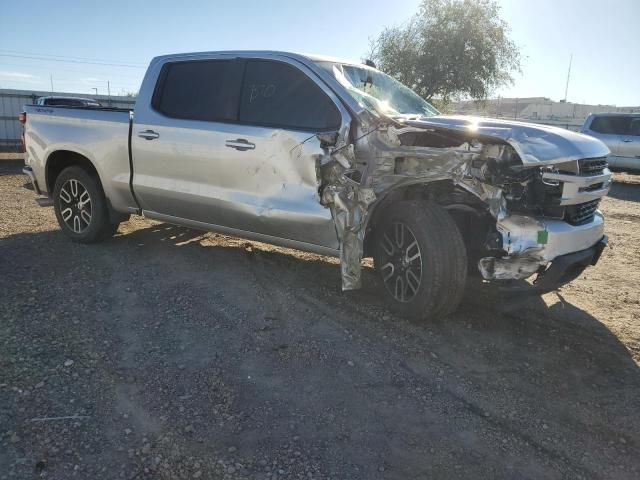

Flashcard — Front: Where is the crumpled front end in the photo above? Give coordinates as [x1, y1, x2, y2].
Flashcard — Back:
[478, 211, 606, 282]
[317, 142, 376, 289]
[317, 113, 611, 291]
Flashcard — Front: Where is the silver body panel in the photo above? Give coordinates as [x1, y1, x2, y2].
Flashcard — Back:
[22, 106, 137, 213]
[131, 52, 349, 249]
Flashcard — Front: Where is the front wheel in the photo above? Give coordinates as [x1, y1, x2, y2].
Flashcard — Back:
[53, 166, 119, 243]
[373, 201, 468, 321]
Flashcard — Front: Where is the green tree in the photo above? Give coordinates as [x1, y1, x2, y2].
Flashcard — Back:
[369, 0, 521, 103]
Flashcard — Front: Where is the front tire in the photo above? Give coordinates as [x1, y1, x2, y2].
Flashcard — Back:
[53, 166, 118, 243]
[373, 201, 468, 321]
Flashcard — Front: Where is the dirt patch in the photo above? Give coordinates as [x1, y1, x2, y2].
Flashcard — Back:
[1, 161, 639, 479]
[0, 153, 24, 161]
[612, 170, 640, 185]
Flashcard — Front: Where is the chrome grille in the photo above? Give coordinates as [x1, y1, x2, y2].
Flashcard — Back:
[579, 157, 608, 176]
[565, 199, 600, 225]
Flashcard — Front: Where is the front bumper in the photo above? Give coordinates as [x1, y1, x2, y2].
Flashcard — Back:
[530, 235, 607, 292]
[478, 211, 607, 290]
[497, 212, 605, 262]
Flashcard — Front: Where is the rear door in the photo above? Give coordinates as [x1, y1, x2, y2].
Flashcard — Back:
[131, 57, 245, 223]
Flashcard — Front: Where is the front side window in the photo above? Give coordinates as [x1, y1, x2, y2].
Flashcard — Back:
[154, 60, 242, 122]
[239, 60, 341, 131]
[590, 116, 631, 135]
[628, 118, 640, 136]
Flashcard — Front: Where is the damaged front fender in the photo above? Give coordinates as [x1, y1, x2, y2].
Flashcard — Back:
[317, 112, 610, 291]
[316, 139, 376, 290]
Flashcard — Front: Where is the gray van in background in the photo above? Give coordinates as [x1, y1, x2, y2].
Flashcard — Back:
[581, 113, 640, 170]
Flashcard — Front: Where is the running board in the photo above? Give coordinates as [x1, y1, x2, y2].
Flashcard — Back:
[35, 197, 54, 207]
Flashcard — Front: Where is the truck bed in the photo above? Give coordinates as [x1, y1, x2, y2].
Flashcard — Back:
[23, 104, 137, 212]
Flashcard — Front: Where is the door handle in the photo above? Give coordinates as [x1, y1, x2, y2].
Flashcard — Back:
[622, 139, 633, 143]
[138, 130, 159, 140]
[225, 138, 255, 151]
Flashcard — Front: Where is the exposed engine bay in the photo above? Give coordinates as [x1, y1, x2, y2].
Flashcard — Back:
[317, 114, 612, 291]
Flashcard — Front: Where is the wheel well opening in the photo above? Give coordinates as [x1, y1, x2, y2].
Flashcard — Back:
[46, 151, 99, 195]
[363, 180, 493, 261]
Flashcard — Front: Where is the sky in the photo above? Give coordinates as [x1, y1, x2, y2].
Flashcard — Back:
[1, 0, 638, 105]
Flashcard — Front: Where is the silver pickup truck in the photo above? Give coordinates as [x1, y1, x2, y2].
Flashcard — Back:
[22, 51, 611, 320]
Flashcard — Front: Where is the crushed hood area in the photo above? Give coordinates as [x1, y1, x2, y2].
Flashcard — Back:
[404, 115, 610, 165]
[317, 113, 610, 291]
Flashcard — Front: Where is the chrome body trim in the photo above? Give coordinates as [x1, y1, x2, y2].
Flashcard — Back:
[542, 168, 612, 205]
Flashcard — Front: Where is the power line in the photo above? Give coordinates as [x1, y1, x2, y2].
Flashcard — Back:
[0, 49, 146, 66]
[0, 77, 139, 91]
[0, 53, 146, 68]
[0, 61, 144, 80]
[0, 73, 140, 89]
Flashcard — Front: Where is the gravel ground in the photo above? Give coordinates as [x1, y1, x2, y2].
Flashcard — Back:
[1, 158, 639, 479]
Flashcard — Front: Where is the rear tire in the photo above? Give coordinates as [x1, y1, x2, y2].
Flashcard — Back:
[373, 201, 468, 321]
[53, 166, 119, 243]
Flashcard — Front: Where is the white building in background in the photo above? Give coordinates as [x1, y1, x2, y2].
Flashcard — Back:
[450, 97, 640, 131]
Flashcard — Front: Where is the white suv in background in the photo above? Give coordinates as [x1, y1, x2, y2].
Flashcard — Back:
[581, 113, 640, 170]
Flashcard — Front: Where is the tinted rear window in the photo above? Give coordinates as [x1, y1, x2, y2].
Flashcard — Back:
[154, 60, 242, 122]
[45, 98, 84, 106]
[239, 60, 340, 131]
[590, 116, 631, 135]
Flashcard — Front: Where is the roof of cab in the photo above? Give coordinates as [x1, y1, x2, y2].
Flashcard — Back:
[150, 50, 363, 67]
[588, 112, 640, 117]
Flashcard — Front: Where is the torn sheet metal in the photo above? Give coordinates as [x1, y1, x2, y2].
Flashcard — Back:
[478, 214, 548, 280]
[318, 143, 376, 290]
[317, 110, 608, 289]
[478, 255, 544, 280]
[317, 121, 475, 290]
[455, 176, 507, 220]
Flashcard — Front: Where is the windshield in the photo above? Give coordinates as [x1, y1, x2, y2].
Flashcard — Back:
[328, 63, 439, 118]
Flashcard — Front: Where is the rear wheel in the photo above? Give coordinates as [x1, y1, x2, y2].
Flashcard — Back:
[53, 166, 119, 243]
[373, 201, 467, 320]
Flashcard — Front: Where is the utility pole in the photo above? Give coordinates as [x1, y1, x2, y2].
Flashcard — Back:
[107, 81, 111, 105]
[50, 75, 54, 94]
[92, 87, 98, 96]
[564, 54, 573, 102]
